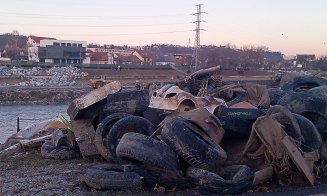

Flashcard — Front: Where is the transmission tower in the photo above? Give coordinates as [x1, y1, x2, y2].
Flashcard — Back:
[192, 4, 207, 68]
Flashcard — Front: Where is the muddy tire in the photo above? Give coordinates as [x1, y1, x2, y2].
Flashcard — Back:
[278, 86, 327, 136]
[124, 164, 159, 188]
[186, 165, 254, 194]
[142, 108, 167, 128]
[268, 88, 287, 105]
[107, 116, 155, 162]
[226, 90, 248, 107]
[84, 163, 143, 190]
[41, 142, 80, 160]
[94, 113, 131, 160]
[116, 132, 184, 187]
[281, 75, 327, 92]
[294, 113, 322, 152]
[103, 100, 150, 116]
[161, 116, 227, 172]
[107, 90, 149, 103]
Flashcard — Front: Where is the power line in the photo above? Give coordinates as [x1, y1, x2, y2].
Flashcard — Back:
[0, 12, 186, 19]
[0, 22, 189, 28]
[33, 30, 193, 37]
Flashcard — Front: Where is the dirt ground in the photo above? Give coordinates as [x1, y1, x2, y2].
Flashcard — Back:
[2, 148, 327, 196]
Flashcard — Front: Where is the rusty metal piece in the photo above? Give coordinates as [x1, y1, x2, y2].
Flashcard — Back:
[282, 136, 317, 186]
[67, 81, 122, 120]
[178, 108, 225, 145]
[149, 85, 197, 111]
[149, 85, 227, 113]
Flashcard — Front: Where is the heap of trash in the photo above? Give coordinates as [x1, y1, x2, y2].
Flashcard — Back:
[2, 66, 327, 194]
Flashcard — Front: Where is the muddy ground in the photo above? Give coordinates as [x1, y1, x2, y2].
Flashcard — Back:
[2, 148, 327, 195]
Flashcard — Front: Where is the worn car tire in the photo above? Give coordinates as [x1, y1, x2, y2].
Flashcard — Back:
[107, 116, 155, 162]
[281, 75, 327, 92]
[268, 88, 287, 105]
[124, 164, 159, 188]
[161, 116, 227, 172]
[226, 90, 248, 107]
[278, 86, 327, 136]
[85, 163, 143, 190]
[116, 132, 184, 187]
[41, 142, 80, 160]
[94, 113, 131, 160]
[107, 90, 149, 103]
[142, 108, 167, 128]
[294, 113, 322, 152]
[103, 99, 150, 116]
[186, 165, 254, 195]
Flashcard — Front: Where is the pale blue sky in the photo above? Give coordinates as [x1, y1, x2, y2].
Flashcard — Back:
[1, 0, 326, 56]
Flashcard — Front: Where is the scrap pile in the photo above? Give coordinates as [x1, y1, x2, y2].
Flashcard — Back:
[2, 67, 327, 194]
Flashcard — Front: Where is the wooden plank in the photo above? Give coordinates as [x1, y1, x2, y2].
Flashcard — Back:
[282, 136, 315, 186]
[71, 119, 99, 158]
[67, 81, 122, 120]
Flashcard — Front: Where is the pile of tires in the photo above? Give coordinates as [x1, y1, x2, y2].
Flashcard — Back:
[268, 75, 327, 160]
[86, 113, 254, 194]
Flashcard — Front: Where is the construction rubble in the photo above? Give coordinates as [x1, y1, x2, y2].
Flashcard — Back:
[0, 66, 88, 87]
[1, 67, 327, 194]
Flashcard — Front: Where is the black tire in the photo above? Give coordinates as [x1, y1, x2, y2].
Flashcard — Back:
[142, 108, 167, 128]
[107, 90, 149, 103]
[161, 116, 227, 172]
[278, 86, 327, 136]
[41, 142, 80, 160]
[268, 88, 287, 105]
[85, 163, 143, 190]
[226, 90, 248, 107]
[94, 113, 131, 160]
[186, 165, 254, 195]
[281, 75, 327, 92]
[116, 132, 184, 188]
[107, 116, 155, 163]
[268, 105, 303, 143]
[124, 164, 159, 188]
[103, 99, 150, 116]
[294, 113, 322, 152]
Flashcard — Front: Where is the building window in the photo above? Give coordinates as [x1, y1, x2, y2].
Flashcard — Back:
[67, 43, 72, 47]
[61, 43, 66, 46]
[73, 43, 77, 47]
[78, 44, 82, 47]
[53, 42, 60, 46]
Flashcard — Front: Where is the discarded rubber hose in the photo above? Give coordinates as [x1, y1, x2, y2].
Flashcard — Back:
[116, 132, 185, 188]
[186, 165, 254, 195]
[107, 116, 155, 163]
[84, 163, 143, 190]
[94, 113, 131, 160]
[41, 141, 80, 160]
[281, 75, 327, 92]
[161, 116, 227, 172]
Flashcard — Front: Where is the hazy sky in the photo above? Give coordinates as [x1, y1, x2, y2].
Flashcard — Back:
[1, 0, 326, 56]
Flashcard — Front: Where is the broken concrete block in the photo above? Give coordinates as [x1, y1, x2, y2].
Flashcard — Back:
[71, 119, 99, 158]
[67, 81, 122, 120]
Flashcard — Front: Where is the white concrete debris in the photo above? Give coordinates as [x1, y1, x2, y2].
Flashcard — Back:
[0, 66, 88, 87]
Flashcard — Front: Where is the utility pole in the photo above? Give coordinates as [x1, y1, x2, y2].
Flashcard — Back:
[192, 4, 207, 68]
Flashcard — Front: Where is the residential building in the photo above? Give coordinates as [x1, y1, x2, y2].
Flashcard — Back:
[155, 55, 176, 66]
[28, 37, 87, 64]
[295, 54, 316, 68]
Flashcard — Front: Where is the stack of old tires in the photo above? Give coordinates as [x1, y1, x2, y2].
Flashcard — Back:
[85, 90, 254, 194]
[268, 75, 327, 158]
